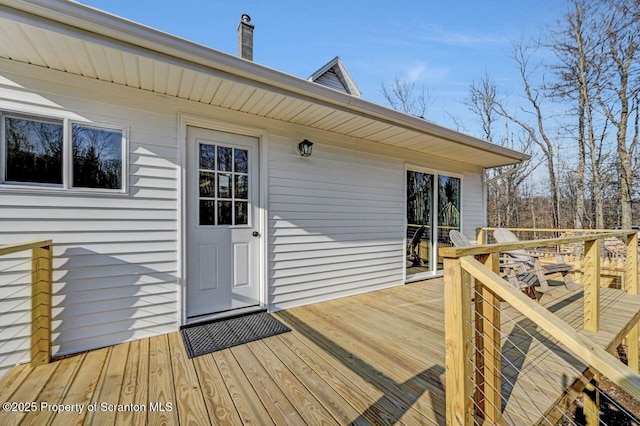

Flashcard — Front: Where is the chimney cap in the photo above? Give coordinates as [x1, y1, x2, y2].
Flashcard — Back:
[241, 14, 251, 24]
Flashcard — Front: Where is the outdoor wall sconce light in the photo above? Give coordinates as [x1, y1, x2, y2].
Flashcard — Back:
[298, 139, 314, 157]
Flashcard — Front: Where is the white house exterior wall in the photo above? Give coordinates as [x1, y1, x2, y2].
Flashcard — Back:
[267, 136, 485, 310]
[0, 59, 485, 377]
[267, 135, 406, 309]
[0, 59, 181, 378]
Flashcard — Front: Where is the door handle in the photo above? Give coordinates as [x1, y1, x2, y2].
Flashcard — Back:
[252, 231, 260, 237]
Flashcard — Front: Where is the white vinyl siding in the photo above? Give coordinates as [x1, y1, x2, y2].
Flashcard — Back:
[462, 173, 485, 240]
[267, 137, 406, 309]
[0, 60, 179, 377]
[313, 70, 349, 94]
[266, 138, 485, 310]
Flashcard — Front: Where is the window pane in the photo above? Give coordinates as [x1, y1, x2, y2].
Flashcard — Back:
[406, 170, 434, 274]
[235, 201, 248, 225]
[199, 172, 215, 197]
[234, 149, 248, 173]
[437, 175, 461, 248]
[218, 201, 232, 225]
[218, 173, 231, 198]
[199, 144, 215, 170]
[199, 200, 215, 225]
[217, 146, 232, 171]
[72, 124, 122, 189]
[235, 175, 248, 199]
[5, 116, 63, 184]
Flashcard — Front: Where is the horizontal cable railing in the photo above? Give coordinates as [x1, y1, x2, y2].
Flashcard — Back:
[441, 230, 640, 425]
[0, 240, 53, 366]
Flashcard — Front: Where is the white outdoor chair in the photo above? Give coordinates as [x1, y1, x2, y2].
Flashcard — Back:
[493, 228, 575, 293]
[449, 230, 540, 300]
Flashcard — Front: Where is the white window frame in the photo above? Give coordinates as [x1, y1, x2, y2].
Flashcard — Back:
[0, 110, 129, 195]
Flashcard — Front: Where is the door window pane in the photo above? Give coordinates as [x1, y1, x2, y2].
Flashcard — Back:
[199, 172, 215, 197]
[218, 201, 232, 225]
[199, 144, 215, 170]
[437, 175, 462, 268]
[235, 201, 248, 225]
[235, 175, 248, 199]
[217, 146, 232, 171]
[218, 173, 231, 198]
[199, 200, 215, 225]
[437, 175, 461, 248]
[72, 124, 122, 189]
[406, 171, 433, 274]
[234, 149, 248, 173]
[5, 115, 63, 185]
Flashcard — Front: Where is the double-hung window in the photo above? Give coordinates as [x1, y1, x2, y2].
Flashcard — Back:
[1, 111, 126, 192]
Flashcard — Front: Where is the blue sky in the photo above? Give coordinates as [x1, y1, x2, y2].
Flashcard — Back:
[78, 0, 567, 137]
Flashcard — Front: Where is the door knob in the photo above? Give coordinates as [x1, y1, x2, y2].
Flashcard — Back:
[252, 231, 260, 237]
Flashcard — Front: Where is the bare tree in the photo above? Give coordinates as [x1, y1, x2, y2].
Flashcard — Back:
[494, 41, 563, 229]
[465, 72, 497, 142]
[548, 0, 612, 229]
[598, 0, 640, 228]
[381, 78, 433, 118]
[465, 73, 536, 227]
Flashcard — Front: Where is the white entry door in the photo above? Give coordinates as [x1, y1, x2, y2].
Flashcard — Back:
[186, 126, 261, 318]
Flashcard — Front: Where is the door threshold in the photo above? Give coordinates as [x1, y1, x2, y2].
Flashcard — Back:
[183, 306, 264, 328]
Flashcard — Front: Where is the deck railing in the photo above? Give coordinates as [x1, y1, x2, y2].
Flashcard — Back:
[0, 240, 53, 366]
[440, 230, 640, 425]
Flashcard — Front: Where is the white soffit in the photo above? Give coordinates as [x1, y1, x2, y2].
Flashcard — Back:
[0, 1, 528, 168]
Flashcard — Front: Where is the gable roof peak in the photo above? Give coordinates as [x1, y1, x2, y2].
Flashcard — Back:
[308, 56, 361, 97]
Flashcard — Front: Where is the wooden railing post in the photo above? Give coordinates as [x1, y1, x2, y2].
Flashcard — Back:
[476, 227, 485, 245]
[583, 238, 601, 425]
[474, 253, 501, 424]
[583, 238, 600, 332]
[626, 231, 639, 373]
[584, 377, 600, 426]
[31, 244, 52, 366]
[444, 256, 473, 426]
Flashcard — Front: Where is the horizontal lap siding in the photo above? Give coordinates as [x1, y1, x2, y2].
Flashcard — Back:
[0, 62, 179, 377]
[462, 173, 485, 240]
[313, 71, 348, 94]
[267, 137, 406, 310]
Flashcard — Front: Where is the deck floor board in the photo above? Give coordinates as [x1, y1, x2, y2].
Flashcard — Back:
[167, 332, 210, 425]
[1, 278, 639, 425]
[229, 341, 307, 424]
[214, 348, 275, 425]
[147, 334, 179, 425]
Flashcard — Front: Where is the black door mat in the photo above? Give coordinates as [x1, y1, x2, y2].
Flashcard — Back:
[181, 312, 290, 358]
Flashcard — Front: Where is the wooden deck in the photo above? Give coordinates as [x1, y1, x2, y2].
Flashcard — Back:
[1, 279, 640, 425]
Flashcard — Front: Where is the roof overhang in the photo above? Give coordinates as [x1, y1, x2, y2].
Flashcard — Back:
[0, 0, 529, 168]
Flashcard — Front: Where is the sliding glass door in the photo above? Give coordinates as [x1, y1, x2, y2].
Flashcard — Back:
[406, 169, 461, 279]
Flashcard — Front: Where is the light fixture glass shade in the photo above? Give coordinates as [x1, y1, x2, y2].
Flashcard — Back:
[298, 139, 313, 157]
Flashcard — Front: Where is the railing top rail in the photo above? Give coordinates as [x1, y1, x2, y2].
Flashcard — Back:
[0, 240, 53, 256]
[479, 227, 630, 233]
[440, 231, 633, 258]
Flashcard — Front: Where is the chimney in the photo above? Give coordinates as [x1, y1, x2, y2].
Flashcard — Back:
[238, 14, 254, 61]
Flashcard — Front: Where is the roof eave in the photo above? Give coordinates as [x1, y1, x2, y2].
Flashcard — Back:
[3, 0, 528, 166]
